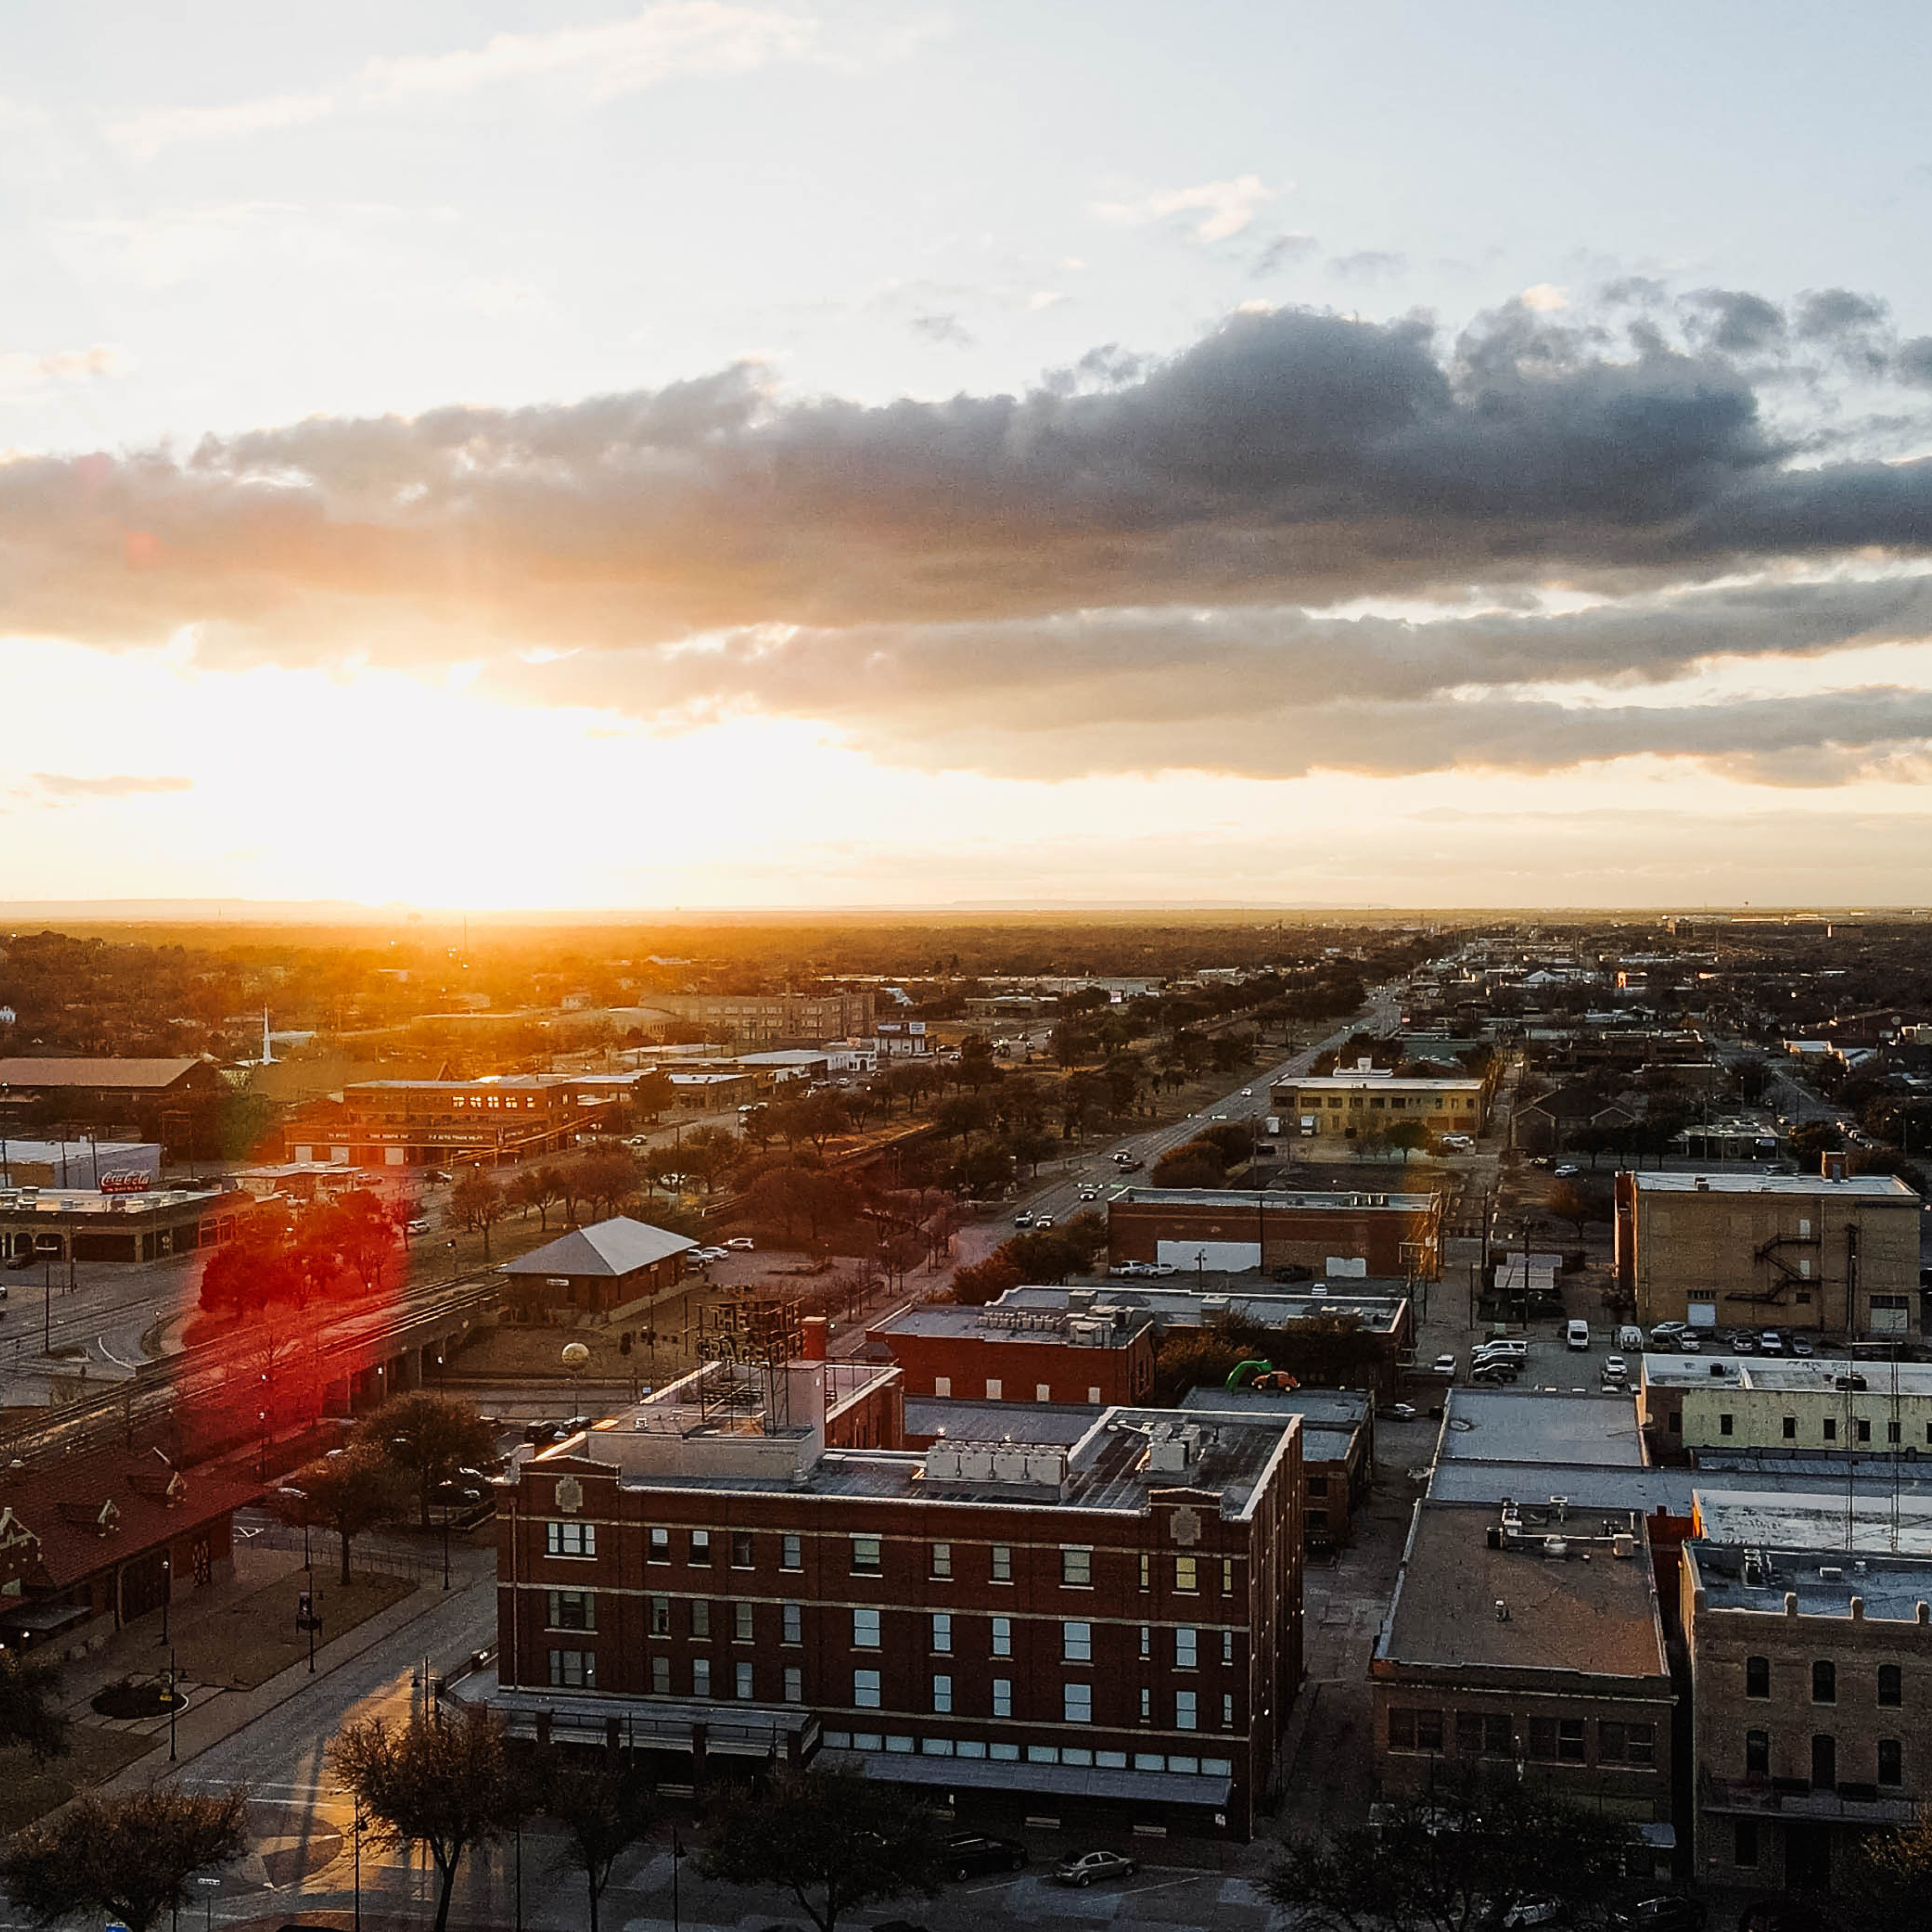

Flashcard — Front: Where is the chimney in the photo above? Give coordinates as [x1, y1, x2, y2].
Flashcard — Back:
[1822, 1151, 1849, 1183]
[800, 1316, 829, 1361]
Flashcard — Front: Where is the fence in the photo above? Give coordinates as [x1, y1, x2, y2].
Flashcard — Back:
[233, 1518, 453, 1582]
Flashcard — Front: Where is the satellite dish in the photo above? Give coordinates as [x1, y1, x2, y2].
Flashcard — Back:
[561, 1342, 591, 1369]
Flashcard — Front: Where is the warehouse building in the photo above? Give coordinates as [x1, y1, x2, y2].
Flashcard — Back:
[1107, 1186, 1442, 1280]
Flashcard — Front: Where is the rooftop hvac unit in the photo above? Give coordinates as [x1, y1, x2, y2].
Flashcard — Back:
[959, 1447, 994, 1481]
[1612, 1533, 1636, 1559]
[1201, 1295, 1229, 1314]
[1147, 1433, 1191, 1475]
[1026, 1449, 1067, 1487]
[923, 1445, 963, 1480]
[992, 1447, 1028, 1482]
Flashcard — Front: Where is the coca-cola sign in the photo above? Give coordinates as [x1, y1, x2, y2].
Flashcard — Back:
[98, 1171, 153, 1196]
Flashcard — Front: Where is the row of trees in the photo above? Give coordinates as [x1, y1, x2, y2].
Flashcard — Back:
[198, 1189, 402, 1318]
[950, 1210, 1108, 1305]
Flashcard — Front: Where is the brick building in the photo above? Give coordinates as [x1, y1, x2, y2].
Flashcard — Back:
[1614, 1168, 1924, 1340]
[1106, 1187, 1443, 1280]
[497, 1217, 695, 1323]
[1681, 1520, 1932, 1892]
[868, 1300, 1157, 1408]
[1639, 1353, 1932, 1459]
[1181, 1387, 1373, 1550]
[283, 1075, 598, 1168]
[478, 1349, 1303, 1837]
[632, 990, 877, 1049]
[0, 1183, 256, 1265]
[1269, 1070, 1487, 1144]
[1372, 1500, 1677, 1834]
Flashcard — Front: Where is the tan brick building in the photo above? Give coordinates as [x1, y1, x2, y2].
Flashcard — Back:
[1681, 1519, 1932, 1891]
[1270, 1072, 1486, 1144]
[1614, 1169, 1923, 1340]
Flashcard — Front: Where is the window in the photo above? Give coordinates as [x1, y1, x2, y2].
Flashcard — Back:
[991, 1544, 1012, 1582]
[853, 1608, 881, 1649]
[1879, 1664, 1903, 1708]
[1456, 1711, 1511, 1757]
[1139, 1553, 1151, 1591]
[1221, 1559, 1234, 1593]
[1064, 1683, 1093, 1724]
[1306, 1476, 1328, 1497]
[1062, 1546, 1093, 1587]
[691, 1601, 711, 1638]
[692, 1658, 711, 1697]
[1088, 1386, 1102, 1405]
[1745, 1730, 1769, 1778]
[1858, 1419, 1873, 1444]
[1599, 1722, 1654, 1765]
[1824, 1418, 1838, 1442]
[651, 1655, 670, 1694]
[547, 1590, 595, 1631]
[850, 1534, 882, 1575]
[1813, 1660, 1837, 1705]
[545, 1521, 595, 1558]
[992, 1616, 1012, 1657]
[931, 1612, 952, 1653]
[734, 1602, 754, 1642]
[932, 1674, 953, 1714]
[650, 1595, 670, 1636]
[1063, 1622, 1092, 1662]
[1139, 1625, 1151, 1660]
[1175, 1690, 1198, 1731]
[1734, 1820, 1759, 1868]
[1879, 1738, 1903, 1787]
[930, 1542, 952, 1580]
[548, 1649, 594, 1688]
[975, 1674, 1009, 1721]
[933, 1376, 952, 1398]
[735, 1662, 753, 1700]
[1175, 1627, 1197, 1670]
[1222, 1693, 1235, 1729]
[1175, 1556, 1199, 1593]
[1782, 1417, 1797, 1441]
[783, 1602, 802, 1645]
[1889, 1420, 1903, 1445]
[689, 1529, 711, 1566]
[781, 1533, 802, 1571]
[1390, 1708, 1446, 1753]
[1746, 1655, 1770, 1699]
[854, 1669, 881, 1709]
[1558, 1719, 1585, 1763]
[731, 1531, 755, 1568]
[1222, 1629, 1234, 1665]
[1719, 1413, 1734, 1437]
[783, 1666, 802, 1703]
[645, 1526, 668, 1562]
[1036, 1384, 1052, 1404]
[985, 1378, 1002, 1400]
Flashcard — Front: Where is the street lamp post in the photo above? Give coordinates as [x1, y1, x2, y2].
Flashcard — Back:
[352, 1802, 367, 1932]
[159, 1554, 171, 1645]
[168, 1646, 179, 1761]
[440, 1503, 451, 1591]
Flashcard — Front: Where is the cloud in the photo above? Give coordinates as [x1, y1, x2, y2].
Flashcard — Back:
[1253, 232, 1318, 275]
[0, 343, 131, 398]
[908, 312, 974, 346]
[1328, 249, 1405, 281]
[7, 289, 1932, 787]
[105, 3, 827, 156]
[1519, 283, 1568, 313]
[1092, 175, 1286, 243]
[32, 773, 193, 798]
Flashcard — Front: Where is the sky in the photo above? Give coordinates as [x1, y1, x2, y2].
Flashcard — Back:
[5, 0, 1932, 910]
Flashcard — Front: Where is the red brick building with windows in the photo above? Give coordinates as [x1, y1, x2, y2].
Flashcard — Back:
[868, 1301, 1157, 1408]
[476, 1352, 1303, 1838]
[283, 1075, 599, 1169]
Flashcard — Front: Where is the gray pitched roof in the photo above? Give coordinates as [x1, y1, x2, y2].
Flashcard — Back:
[497, 1216, 694, 1278]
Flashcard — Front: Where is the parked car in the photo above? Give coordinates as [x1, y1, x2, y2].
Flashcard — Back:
[1497, 1903, 1567, 1929]
[724, 1237, 756, 1252]
[405, 1218, 430, 1235]
[4, 1251, 35, 1270]
[425, 1169, 453, 1183]
[941, 1831, 1027, 1880]
[1602, 1355, 1630, 1387]
[1471, 1362, 1519, 1385]
[1649, 1321, 1688, 1346]
[1565, 1319, 1590, 1351]
[1431, 1353, 1458, 1375]
[1378, 1402, 1418, 1420]
[1791, 1336, 1815, 1357]
[1148, 1261, 1178, 1276]
[1553, 1163, 1579, 1178]
[1758, 1329, 1783, 1353]
[1611, 1900, 1706, 1932]
[1051, 1851, 1139, 1888]
[1472, 1340, 1528, 1359]
[1677, 1333, 1703, 1352]
[1110, 1261, 1154, 1278]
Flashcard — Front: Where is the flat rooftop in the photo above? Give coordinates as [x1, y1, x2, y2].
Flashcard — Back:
[347, 1075, 574, 1093]
[0, 1186, 227, 1215]
[1694, 1487, 1932, 1557]
[1628, 1171, 1919, 1199]
[1001, 1284, 1409, 1334]
[1181, 1386, 1371, 1428]
[903, 1398, 1097, 1445]
[1276, 1075, 1482, 1094]
[872, 1304, 1147, 1346]
[1686, 1541, 1932, 1623]
[1442, 1389, 1647, 1467]
[1641, 1354, 1932, 1396]
[1380, 1502, 1668, 1679]
[1113, 1187, 1438, 1213]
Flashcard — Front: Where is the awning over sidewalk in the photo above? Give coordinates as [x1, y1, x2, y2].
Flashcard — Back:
[818, 1747, 1233, 1810]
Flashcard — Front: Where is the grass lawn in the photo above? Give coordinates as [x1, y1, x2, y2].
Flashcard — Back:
[171, 1569, 417, 1689]
[0, 1724, 159, 1834]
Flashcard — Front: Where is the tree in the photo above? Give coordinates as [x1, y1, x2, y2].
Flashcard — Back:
[575, 1147, 641, 1219]
[312, 1189, 401, 1293]
[1264, 1772, 1637, 1932]
[275, 1445, 410, 1585]
[1, 1787, 248, 1932]
[700, 1766, 947, 1932]
[1545, 1178, 1605, 1243]
[450, 1168, 505, 1255]
[1384, 1120, 1428, 1162]
[680, 1125, 740, 1194]
[950, 1252, 1023, 1306]
[1847, 1814, 1932, 1932]
[331, 1706, 518, 1932]
[355, 1391, 500, 1530]
[1151, 1145, 1224, 1190]
[542, 1761, 658, 1932]
[0, 1649, 70, 1761]
[509, 1167, 565, 1231]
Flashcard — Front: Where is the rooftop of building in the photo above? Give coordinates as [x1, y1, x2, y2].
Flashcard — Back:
[903, 1398, 1098, 1445]
[1627, 1170, 1918, 1199]
[0, 1184, 229, 1215]
[1111, 1186, 1439, 1213]
[1431, 1456, 1932, 1514]
[999, 1283, 1410, 1334]
[1441, 1389, 1647, 1468]
[1379, 1501, 1668, 1679]
[1276, 1074, 1483, 1093]
[1694, 1487, 1932, 1557]
[871, 1302, 1150, 1347]
[498, 1215, 694, 1278]
[346, 1075, 577, 1094]
[1180, 1385, 1372, 1428]
[1685, 1540, 1932, 1623]
[0, 1055, 208, 1089]
[1640, 1354, 1932, 1395]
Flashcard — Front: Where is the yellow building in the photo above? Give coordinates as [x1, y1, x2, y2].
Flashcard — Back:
[1270, 1072, 1486, 1143]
